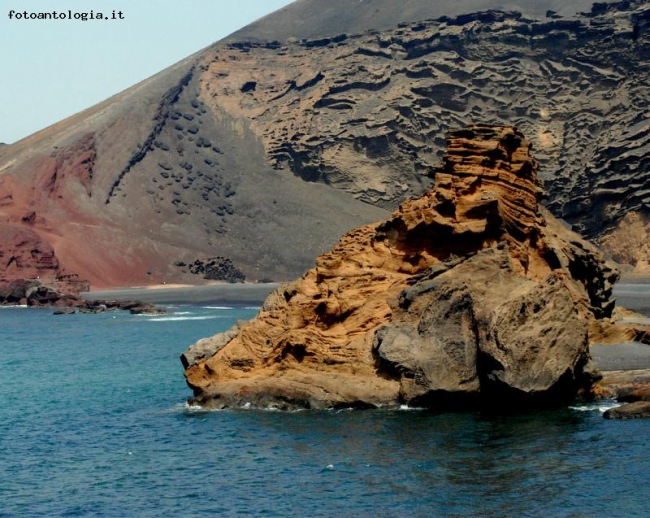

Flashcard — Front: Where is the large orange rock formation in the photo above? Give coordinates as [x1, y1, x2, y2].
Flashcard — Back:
[181, 125, 619, 410]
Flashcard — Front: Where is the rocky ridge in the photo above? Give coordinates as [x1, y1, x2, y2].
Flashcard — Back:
[181, 125, 619, 411]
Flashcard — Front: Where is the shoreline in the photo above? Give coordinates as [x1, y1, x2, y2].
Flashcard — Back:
[82, 282, 280, 305]
[32, 280, 650, 375]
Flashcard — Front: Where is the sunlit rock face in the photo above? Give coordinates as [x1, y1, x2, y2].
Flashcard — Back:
[181, 125, 619, 412]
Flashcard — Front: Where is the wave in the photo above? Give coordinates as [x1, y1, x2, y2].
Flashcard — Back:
[145, 315, 221, 322]
[202, 306, 261, 310]
[177, 400, 428, 414]
[570, 400, 620, 413]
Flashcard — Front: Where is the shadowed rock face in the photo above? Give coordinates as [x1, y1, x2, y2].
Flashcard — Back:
[181, 125, 618, 411]
[0, 0, 646, 288]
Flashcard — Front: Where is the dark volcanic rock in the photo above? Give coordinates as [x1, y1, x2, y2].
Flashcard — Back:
[182, 125, 617, 412]
[53, 308, 76, 315]
[603, 401, 650, 419]
[128, 302, 168, 315]
[373, 263, 596, 410]
[187, 257, 246, 283]
[0, 279, 38, 305]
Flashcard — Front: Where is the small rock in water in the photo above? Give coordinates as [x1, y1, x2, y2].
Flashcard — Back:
[603, 401, 650, 420]
[53, 308, 76, 315]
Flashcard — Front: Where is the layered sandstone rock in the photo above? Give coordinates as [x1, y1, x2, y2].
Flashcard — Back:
[181, 125, 619, 411]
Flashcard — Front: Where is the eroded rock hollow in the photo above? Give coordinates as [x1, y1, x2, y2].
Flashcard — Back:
[181, 125, 619, 411]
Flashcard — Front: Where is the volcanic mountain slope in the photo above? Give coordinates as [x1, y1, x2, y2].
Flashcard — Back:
[0, 0, 647, 288]
[0, 57, 388, 287]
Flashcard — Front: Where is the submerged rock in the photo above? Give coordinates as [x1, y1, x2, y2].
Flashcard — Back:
[181, 125, 618, 411]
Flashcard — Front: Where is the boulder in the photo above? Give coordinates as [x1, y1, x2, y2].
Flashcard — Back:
[603, 401, 650, 420]
[53, 308, 76, 315]
[26, 285, 63, 307]
[128, 303, 168, 315]
[0, 279, 39, 305]
[373, 259, 597, 411]
[182, 125, 618, 411]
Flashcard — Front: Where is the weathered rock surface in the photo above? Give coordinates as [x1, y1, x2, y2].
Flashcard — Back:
[0, 1, 647, 288]
[205, 0, 650, 267]
[50, 299, 168, 315]
[603, 400, 650, 419]
[592, 368, 650, 400]
[182, 125, 618, 411]
[0, 223, 90, 305]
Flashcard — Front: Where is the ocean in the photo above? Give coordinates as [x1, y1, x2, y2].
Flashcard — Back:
[1, 301, 649, 517]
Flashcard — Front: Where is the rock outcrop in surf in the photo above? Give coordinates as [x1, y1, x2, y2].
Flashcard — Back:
[181, 125, 619, 411]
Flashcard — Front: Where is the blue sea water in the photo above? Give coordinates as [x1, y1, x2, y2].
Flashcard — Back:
[1, 303, 650, 517]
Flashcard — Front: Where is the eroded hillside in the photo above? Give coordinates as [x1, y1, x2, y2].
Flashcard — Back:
[0, 0, 648, 287]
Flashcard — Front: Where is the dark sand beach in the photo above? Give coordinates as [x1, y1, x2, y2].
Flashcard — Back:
[591, 343, 650, 371]
[588, 280, 650, 371]
[82, 283, 279, 305]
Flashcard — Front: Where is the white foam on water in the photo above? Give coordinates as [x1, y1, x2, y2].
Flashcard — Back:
[570, 400, 620, 413]
[398, 404, 425, 411]
[145, 315, 220, 322]
[202, 305, 261, 310]
[0, 305, 28, 309]
[184, 404, 210, 413]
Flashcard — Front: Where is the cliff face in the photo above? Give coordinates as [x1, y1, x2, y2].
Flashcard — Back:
[204, 0, 650, 262]
[0, 1, 647, 288]
[0, 224, 89, 304]
[181, 125, 618, 411]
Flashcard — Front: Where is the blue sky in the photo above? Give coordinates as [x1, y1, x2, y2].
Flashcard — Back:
[0, 0, 294, 144]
